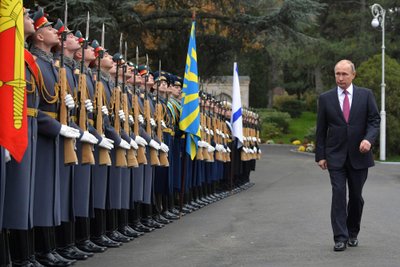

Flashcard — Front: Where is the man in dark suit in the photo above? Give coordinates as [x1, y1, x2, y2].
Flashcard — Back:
[315, 59, 380, 252]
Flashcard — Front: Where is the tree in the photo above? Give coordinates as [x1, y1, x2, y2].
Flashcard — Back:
[355, 54, 400, 157]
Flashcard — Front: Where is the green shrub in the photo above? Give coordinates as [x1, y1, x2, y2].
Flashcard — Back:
[261, 122, 282, 140]
[304, 91, 318, 113]
[259, 110, 291, 134]
[304, 126, 316, 143]
[280, 99, 305, 118]
[273, 94, 306, 118]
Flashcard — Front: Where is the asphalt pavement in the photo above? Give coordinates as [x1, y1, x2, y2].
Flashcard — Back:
[79, 144, 400, 267]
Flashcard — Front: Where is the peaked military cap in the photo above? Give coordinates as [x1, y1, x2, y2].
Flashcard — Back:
[53, 18, 73, 35]
[31, 7, 52, 31]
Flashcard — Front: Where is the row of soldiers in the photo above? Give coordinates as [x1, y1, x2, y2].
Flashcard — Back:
[0, 6, 261, 267]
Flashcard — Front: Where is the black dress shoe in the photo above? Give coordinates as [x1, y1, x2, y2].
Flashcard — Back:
[170, 208, 181, 216]
[333, 241, 347, 251]
[153, 214, 171, 225]
[29, 255, 44, 267]
[141, 218, 164, 229]
[118, 226, 140, 238]
[131, 222, 154, 233]
[126, 225, 144, 236]
[348, 238, 359, 247]
[51, 251, 76, 265]
[107, 230, 132, 243]
[35, 251, 73, 267]
[161, 211, 179, 220]
[76, 239, 107, 253]
[91, 235, 121, 248]
[57, 245, 89, 261]
[12, 260, 34, 267]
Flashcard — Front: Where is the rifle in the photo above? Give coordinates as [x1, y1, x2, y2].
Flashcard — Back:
[156, 60, 169, 167]
[122, 42, 138, 168]
[112, 52, 128, 167]
[144, 54, 160, 166]
[94, 39, 112, 166]
[213, 101, 223, 162]
[222, 101, 231, 162]
[133, 46, 147, 164]
[205, 96, 214, 162]
[59, 1, 78, 165]
[77, 12, 95, 165]
[195, 93, 204, 161]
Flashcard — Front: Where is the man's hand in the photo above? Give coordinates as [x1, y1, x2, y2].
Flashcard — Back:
[318, 159, 327, 170]
[359, 139, 371, 153]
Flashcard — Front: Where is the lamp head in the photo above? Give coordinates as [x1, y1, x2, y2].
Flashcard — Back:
[371, 17, 380, 28]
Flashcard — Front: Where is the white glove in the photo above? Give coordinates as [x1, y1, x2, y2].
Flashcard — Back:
[215, 144, 222, 152]
[243, 136, 247, 141]
[252, 137, 257, 142]
[161, 120, 167, 129]
[4, 149, 11, 162]
[128, 115, 134, 125]
[130, 139, 139, 150]
[216, 129, 221, 136]
[197, 140, 205, 148]
[119, 139, 131, 150]
[138, 114, 144, 124]
[149, 139, 160, 150]
[118, 110, 125, 122]
[227, 147, 231, 153]
[210, 130, 214, 136]
[59, 124, 80, 139]
[135, 135, 148, 147]
[207, 145, 215, 153]
[150, 118, 156, 127]
[221, 133, 226, 139]
[258, 148, 262, 154]
[222, 146, 227, 153]
[84, 99, 93, 113]
[65, 94, 75, 110]
[205, 128, 210, 135]
[80, 131, 98, 144]
[243, 147, 248, 153]
[199, 125, 203, 131]
[203, 141, 210, 148]
[160, 142, 169, 153]
[101, 106, 109, 116]
[258, 138, 261, 143]
[98, 136, 114, 150]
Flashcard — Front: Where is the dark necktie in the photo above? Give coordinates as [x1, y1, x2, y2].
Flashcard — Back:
[343, 90, 350, 122]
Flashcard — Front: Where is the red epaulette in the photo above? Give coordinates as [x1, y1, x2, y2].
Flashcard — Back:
[24, 49, 39, 83]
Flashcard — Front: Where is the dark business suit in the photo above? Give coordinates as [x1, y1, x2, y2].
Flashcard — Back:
[315, 85, 380, 242]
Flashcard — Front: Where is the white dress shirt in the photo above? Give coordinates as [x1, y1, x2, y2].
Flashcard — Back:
[337, 84, 353, 111]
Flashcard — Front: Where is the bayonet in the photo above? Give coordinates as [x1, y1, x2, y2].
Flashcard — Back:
[119, 33, 123, 55]
[101, 23, 105, 48]
[85, 11, 90, 41]
[64, 0, 68, 29]
[124, 41, 127, 62]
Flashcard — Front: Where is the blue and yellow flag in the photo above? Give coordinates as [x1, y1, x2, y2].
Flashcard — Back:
[179, 21, 201, 160]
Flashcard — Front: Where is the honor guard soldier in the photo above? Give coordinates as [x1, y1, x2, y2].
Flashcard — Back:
[30, 7, 80, 267]
[53, 18, 98, 262]
[167, 75, 186, 216]
[90, 49, 131, 247]
[73, 36, 110, 253]
[127, 63, 155, 234]
[135, 64, 165, 230]
[152, 71, 177, 223]
[3, 8, 44, 266]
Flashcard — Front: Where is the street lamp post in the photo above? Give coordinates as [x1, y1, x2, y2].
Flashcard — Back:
[371, 3, 386, 161]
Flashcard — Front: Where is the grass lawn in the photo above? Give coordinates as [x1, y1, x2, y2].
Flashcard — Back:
[275, 111, 317, 144]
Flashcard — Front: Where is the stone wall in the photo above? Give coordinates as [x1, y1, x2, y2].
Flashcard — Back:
[201, 76, 250, 107]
